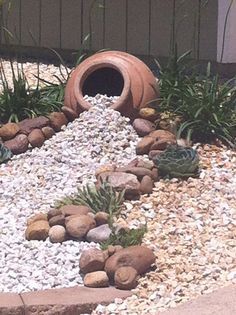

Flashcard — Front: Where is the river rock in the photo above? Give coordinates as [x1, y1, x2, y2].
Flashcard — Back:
[60, 204, 91, 216]
[79, 248, 106, 274]
[84, 271, 109, 288]
[94, 211, 109, 226]
[48, 225, 66, 243]
[65, 215, 96, 239]
[48, 214, 65, 227]
[27, 212, 48, 226]
[48, 112, 68, 131]
[4, 134, 29, 154]
[105, 245, 156, 279]
[136, 136, 155, 155]
[86, 224, 111, 243]
[114, 266, 138, 290]
[0, 123, 20, 140]
[18, 116, 50, 134]
[41, 126, 55, 139]
[25, 220, 50, 241]
[28, 128, 45, 148]
[140, 175, 154, 194]
[132, 118, 155, 136]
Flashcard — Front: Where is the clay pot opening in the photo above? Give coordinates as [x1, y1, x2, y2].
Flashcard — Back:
[82, 67, 124, 97]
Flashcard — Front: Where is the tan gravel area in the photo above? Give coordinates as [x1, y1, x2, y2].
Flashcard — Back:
[0, 59, 70, 91]
[93, 145, 236, 314]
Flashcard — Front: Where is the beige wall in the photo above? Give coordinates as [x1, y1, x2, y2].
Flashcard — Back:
[0, 0, 218, 61]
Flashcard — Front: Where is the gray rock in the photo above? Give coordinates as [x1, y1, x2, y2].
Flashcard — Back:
[86, 224, 112, 243]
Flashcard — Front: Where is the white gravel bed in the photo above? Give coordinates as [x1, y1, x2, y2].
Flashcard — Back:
[0, 97, 139, 293]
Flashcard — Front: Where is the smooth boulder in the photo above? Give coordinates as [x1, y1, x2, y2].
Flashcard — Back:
[84, 271, 109, 288]
[65, 215, 96, 239]
[105, 245, 155, 279]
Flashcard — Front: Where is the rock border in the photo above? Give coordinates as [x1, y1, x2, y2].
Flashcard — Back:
[0, 106, 77, 155]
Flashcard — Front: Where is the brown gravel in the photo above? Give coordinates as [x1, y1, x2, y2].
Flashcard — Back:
[93, 144, 236, 314]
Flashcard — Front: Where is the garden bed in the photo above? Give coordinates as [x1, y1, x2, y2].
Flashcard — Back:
[0, 57, 235, 314]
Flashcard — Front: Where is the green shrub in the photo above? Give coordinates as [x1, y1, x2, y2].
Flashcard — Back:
[100, 225, 147, 250]
[0, 61, 62, 123]
[153, 144, 199, 179]
[154, 48, 236, 147]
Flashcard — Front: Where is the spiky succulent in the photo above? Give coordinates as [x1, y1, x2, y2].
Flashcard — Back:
[55, 178, 125, 218]
[152, 144, 199, 178]
[0, 143, 12, 164]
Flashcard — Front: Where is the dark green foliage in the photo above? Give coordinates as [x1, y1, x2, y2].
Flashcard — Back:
[0, 143, 12, 163]
[55, 179, 125, 218]
[0, 62, 62, 123]
[153, 145, 199, 179]
[100, 225, 147, 250]
[154, 47, 236, 147]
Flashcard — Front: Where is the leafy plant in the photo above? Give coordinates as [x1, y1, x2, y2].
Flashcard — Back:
[0, 63, 62, 123]
[152, 144, 199, 178]
[0, 143, 12, 163]
[55, 179, 125, 219]
[100, 225, 147, 250]
[176, 63, 236, 147]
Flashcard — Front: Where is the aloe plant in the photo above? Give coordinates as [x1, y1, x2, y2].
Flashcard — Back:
[0, 143, 12, 163]
[152, 145, 199, 178]
[55, 179, 125, 219]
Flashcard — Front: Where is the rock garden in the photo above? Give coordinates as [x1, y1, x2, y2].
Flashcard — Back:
[0, 49, 235, 315]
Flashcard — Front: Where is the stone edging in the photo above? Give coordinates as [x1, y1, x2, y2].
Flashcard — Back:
[0, 286, 132, 315]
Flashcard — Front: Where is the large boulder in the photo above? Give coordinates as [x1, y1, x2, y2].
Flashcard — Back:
[0, 123, 20, 140]
[86, 224, 111, 243]
[4, 134, 29, 154]
[150, 138, 176, 151]
[105, 245, 155, 279]
[84, 271, 109, 288]
[47, 208, 62, 220]
[132, 118, 155, 136]
[79, 248, 106, 274]
[25, 220, 50, 241]
[28, 128, 45, 148]
[65, 215, 96, 239]
[18, 116, 50, 135]
[114, 266, 138, 290]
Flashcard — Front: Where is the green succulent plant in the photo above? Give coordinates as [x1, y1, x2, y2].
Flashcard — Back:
[152, 145, 199, 178]
[55, 179, 125, 220]
[100, 225, 147, 250]
[0, 143, 12, 163]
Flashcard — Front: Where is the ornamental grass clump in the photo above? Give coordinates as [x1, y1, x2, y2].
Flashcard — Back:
[153, 145, 199, 179]
[55, 179, 125, 219]
[0, 143, 12, 164]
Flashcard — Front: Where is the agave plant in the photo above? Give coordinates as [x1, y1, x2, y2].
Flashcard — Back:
[0, 143, 12, 164]
[55, 179, 125, 219]
[152, 145, 199, 178]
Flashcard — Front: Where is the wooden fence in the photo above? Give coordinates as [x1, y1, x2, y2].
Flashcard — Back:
[0, 0, 218, 61]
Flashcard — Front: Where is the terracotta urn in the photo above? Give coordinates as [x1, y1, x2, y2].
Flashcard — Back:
[64, 51, 159, 119]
